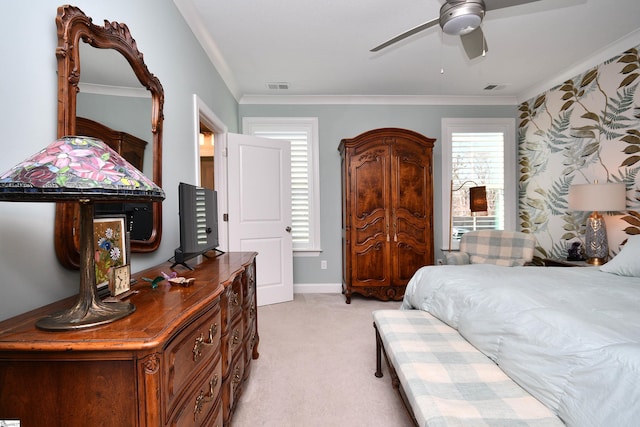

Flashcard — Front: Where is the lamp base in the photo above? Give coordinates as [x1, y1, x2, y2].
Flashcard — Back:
[584, 211, 609, 265]
[36, 298, 135, 331]
[586, 257, 607, 266]
[35, 200, 137, 331]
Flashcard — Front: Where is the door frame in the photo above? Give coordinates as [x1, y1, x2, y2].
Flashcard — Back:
[192, 94, 229, 251]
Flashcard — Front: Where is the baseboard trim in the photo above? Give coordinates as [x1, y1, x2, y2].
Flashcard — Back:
[293, 282, 342, 294]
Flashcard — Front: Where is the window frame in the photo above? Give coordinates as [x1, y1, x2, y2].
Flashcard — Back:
[242, 117, 322, 256]
[441, 118, 516, 250]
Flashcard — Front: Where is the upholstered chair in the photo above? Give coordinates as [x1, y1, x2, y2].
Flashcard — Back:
[445, 230, 536, 266]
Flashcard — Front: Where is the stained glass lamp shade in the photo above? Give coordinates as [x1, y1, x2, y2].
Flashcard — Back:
[0, 136, 165, 330]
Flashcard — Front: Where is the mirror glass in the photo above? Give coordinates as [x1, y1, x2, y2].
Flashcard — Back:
[77, 43, 153, 178]
[54, 5, 164, 269]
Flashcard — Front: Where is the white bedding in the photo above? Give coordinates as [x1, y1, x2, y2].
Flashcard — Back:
[400, 264, 640, 427]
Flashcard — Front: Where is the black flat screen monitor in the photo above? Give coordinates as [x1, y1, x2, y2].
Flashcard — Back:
[173, 182, 220, 269]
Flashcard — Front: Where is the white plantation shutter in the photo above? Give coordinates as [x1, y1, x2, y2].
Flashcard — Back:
[442, 118, 516, 249]
[251, 130, 310, 246]
[451, 131, 505, 231]
[242, 118, 321, 253]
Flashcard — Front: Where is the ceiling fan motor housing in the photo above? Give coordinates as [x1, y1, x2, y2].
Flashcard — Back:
[440, 0, 485, 36]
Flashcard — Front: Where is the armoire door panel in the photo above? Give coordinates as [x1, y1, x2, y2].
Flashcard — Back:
[392, 242, 429, 283]
[352, 151, 389, 220]
[392, 142, 431, 219]
[354, 216, 387, 245]
[395, 217, 428, 245]
[395, 162, 429, 218]
[353, 242, 389, 284]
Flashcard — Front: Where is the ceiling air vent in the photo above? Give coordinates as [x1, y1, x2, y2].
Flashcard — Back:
[484, 83, 507, 91]
[267, 82, 290, 90]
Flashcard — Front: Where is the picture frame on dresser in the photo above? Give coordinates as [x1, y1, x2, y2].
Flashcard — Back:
[93, 215, 128, 288]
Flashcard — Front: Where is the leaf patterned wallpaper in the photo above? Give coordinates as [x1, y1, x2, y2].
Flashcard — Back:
[518, 45, 640, 261]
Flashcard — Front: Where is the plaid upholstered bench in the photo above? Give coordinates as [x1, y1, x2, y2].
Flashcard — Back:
[373, 310, 563, 426]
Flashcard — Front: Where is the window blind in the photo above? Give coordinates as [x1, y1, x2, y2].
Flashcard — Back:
[451, 132, 505, 234]
[249, 129, 312, 247]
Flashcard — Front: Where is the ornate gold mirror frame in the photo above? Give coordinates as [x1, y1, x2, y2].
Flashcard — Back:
[55, 5, 164, 269]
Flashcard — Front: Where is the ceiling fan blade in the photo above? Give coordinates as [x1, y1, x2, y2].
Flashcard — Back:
[370, 18, 439, 52]
[484, 0, 541, 12]
[460, 27, 488, 59]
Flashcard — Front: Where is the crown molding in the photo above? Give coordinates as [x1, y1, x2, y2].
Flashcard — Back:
[173, 0, 241, 101]
[78, 82, 150, 98]
[518, 28, 640, 103]
[239, 94, 518, 106]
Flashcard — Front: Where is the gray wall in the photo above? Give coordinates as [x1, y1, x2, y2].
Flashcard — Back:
[0, 0, 238, 321]
[239, 104, 516, 285]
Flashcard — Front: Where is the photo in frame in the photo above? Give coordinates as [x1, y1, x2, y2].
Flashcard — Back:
[93, 215, 128, 288]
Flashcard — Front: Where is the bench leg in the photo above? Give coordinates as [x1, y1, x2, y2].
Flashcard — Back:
[374, 322, 383, 378]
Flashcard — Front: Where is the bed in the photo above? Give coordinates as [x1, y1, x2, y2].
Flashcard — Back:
[399, 237, 640, 427]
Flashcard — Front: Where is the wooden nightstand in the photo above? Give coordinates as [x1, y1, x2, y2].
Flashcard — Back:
[543, 258, 592, 267]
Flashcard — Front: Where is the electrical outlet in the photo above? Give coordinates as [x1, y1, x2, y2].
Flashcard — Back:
[320, 260, 327, 269]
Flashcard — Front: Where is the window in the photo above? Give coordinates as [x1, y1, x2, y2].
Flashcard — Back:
[242, 117, 321, 255]
[442, 118, 516, 250]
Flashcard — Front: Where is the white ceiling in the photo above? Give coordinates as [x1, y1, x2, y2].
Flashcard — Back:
[176, 0, 639, 104]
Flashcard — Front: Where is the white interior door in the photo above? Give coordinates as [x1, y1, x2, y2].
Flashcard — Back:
[227, 133, 293, 306]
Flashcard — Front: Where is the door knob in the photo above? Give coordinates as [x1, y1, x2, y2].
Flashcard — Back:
[285, 226, 292, 233]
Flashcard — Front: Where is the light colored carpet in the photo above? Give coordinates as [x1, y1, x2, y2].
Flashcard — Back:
[232, 293, 415, 427]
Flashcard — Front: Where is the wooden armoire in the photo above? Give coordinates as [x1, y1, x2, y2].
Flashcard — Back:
[338, 128, 435, 303]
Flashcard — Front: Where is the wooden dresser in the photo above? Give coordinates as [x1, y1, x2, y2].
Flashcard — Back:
[0, 252, 258, 427]
[339, 128, 435, 303]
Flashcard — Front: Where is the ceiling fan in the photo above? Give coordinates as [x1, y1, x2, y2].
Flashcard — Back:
[371, 0, 542, 59]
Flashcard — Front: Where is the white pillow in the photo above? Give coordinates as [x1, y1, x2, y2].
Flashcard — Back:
[600, 235, 640, 277]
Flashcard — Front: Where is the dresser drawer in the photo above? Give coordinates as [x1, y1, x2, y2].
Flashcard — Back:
[244, 296, 256, 337]
[199, 396, 223, 427]
[244, 324, 257, 366]
[221, 320, 244, 375]
[243, 262, 255, 303]
[165, 304, 221, 418]
[223, 354, 246, 424]
[168, 355, 222, 427]
[221, 276, 243, 330]
[209, 399, 224, 427]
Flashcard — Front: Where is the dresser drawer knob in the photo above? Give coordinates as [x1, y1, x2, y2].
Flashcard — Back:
[193, 374, 219, 421]
[193, 322, 218, 362]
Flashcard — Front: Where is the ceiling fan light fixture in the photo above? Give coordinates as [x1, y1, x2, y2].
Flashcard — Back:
[442, 14, 481, 35]
[440, 0, 485, 36]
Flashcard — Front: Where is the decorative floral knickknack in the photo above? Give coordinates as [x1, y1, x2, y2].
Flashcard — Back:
[93, 216, 128, 287]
